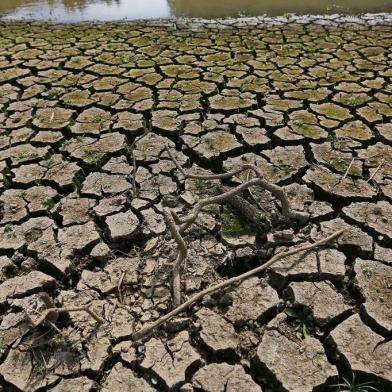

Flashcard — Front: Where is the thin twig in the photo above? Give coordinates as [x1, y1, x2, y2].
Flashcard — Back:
[163, 207, 187, 307]
[366, 159, 385, 183]
[132, 229, 344, 340]
[342, 158, 355, 181]
[130, 129, 149, 197]
[27, 306, 104, 328]
[117, 271, 126, 304]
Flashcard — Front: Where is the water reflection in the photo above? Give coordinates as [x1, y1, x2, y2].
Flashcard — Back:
[1, 0, 392, 22]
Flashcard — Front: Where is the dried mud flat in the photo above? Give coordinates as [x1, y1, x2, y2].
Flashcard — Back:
[0, 15, 391, 392]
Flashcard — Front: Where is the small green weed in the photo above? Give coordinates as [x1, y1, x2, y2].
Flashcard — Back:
[331, 374, 380, 392]
[362, 266, 375, 278]
[4, 224, 17, 238]
[284, 307, 314, 338]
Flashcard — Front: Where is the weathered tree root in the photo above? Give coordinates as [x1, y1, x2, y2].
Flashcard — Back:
[164, 145, 310, 228]
[26, 306, 104, 328]
[217, 184, 271, 231]
[132, 229, 344, 341]
[129, 129, 149, 198]
[163, 207, 187, 308]
[163, 146, 310, 305]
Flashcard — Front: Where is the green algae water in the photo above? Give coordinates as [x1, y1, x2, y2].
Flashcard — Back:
[1, 0, 392, 22]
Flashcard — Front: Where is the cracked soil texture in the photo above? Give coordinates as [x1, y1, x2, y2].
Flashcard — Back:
[0, 15, 391, 392]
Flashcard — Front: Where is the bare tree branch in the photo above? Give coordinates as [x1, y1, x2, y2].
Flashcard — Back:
[132, 229, 344, 340]
[26, 306, 104, 328]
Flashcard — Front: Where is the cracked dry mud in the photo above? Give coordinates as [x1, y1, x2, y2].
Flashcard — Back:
[0, 15, 391, 392]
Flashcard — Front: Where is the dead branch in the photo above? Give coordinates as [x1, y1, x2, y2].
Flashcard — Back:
[164, 145, 309, 226]
[163, 207, 187, 307]
[26, 306, 104, 328]
[132, 229, 344, 340]
[217, 184, 271, 231]
[366, 159, 385, 183]
[342, 158, 356, 181]
[129, 129, 149, 197]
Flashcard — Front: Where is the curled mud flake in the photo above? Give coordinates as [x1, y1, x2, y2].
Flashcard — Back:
[51, 377, 96, 392]
[81, 172, 131, 197]
[255, 326, 336, 392]
[343, 201, 392, 240]
[374, 244, 392, 266]
[311, 142, 363, 177]
[105, 210, 140, 243]
[303, 166, 376, 199]
[141, 331, 201, 389]
[196, 307, 238, 355]
[314, 218, 373, 253]
[102, 362, 156, 392]
[358, 142, 392, 169]
[225, 277, 279, 326]
[0, 189, 28, 224]
[58, 221, 100, 259]
[354, 258, 392, 333]
[113, 111, 144, 133]
[376, 123, 392, 142]
[31, 130, 64, 145]
[59, 197, 96, 226]
[288, 110, 328, 140]
[5, 109, 33, 130]
[64, 55, 94, 71]
[311, 102, 352, 121]
[328, 314, 391, 380]
[0, 67, 30, 82]
[87, 63, 125, 76]
[335, 120, 373, 141]
[61, 89, 95, 108]
[209, 89, 257, 112]
[0, 270, 56, 305]
[0, 255, 14, 283]
[0, 348, 59, 391]
[235, 125, 270, 148]
[192, 363, 262, 392]
[0, 144, 49, 166]
[287, 281, 352, 327]
[33, 107, 74, 129]
[70, 107, 111, 135]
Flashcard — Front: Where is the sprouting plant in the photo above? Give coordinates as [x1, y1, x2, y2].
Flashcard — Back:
[194, 178, 207, 191]
[92, 114, 106, 127]
[362, 266, 375, 278]
[12, 350, 21, 362]
[331, 374, 380, 392]
[17, 151, 38, 160]
[130, 246, 142, 258]
[284, 307, 314, 338]
[222, 213, 247, 235]
[0, 337, 5, 350]
[343, 94, 362, 107]
[43, 197, 55, 209]
[34, 363, 47, 376]
[294, 118, 305, 128]
[47, 88, 62, 99]
[4, 223, 17, 238]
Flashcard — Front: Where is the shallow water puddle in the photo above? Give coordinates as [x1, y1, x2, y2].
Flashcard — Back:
[1, 0, 392, 22]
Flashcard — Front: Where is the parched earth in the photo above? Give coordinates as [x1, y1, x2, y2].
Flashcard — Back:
[0, 15, 391, 392]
